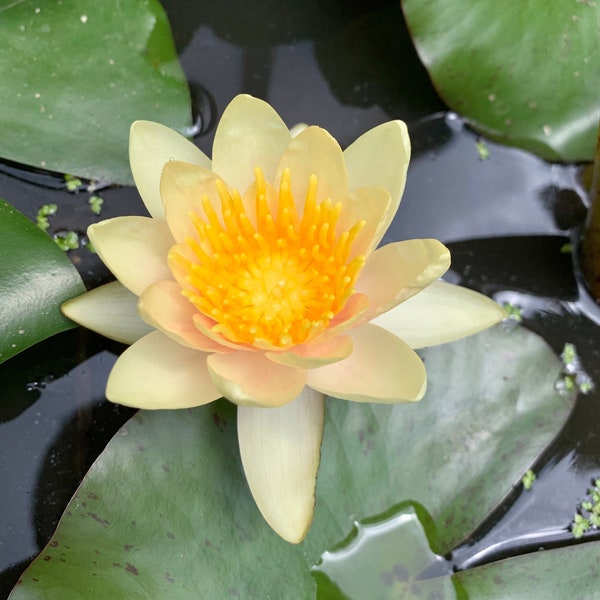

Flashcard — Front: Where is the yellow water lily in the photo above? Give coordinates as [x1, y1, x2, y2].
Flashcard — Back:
[63, 94, 505, 543]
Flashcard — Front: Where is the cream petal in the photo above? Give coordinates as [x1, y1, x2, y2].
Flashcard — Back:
[161, 160, 222, 243]
[139, 280, 230, 353]
[266, 335, 353, 369]
[106, 331, 220, 409]
[307, 324, 426, 403]
[207, 351, 306, 407]
[356, 239, 450, 321]
[371, 281, 507, 349]
[275, 126, 348, 212]
[212, 95, 292, 193]
[344, 120, 410, 241]
[129, 120, 211, 220]
[61, 281, 153, 344]
[88, 217, 174, 296]
[237, 387, 324, 543]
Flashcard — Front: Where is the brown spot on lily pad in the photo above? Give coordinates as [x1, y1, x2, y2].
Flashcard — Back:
[166, 532, 175, 539]
[125, 563, 139, 575]
[165, 573, 175, 584]
[162, 464, 171, 472]
[87, 513, 109, 527]
[124, 544, 134, 551]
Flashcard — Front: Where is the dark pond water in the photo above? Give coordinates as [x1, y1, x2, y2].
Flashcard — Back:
[1, 0, 599, 597]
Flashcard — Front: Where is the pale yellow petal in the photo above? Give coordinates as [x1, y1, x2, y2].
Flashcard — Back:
[61, 281, 153, 344]
[266, 335, 353, 369]
[207, 351, 306, 407]
[344, 120, 410, 245]
[212, 94, 291, 193]
[238, 387, 324, 543]
[106, 331, 220, 409]
[139, 280, 231, 353]
[371, 281, 507, 349]
[88, 217, 174, 296]
[129, 120, 211, 220]
[307, 324, 426, 403]
[356, 239, 450, 320]
[275, 125, 348, 212]
[161, 160, 222, 243]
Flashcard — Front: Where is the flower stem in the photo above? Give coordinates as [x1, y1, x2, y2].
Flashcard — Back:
[581, 120, 600, 302]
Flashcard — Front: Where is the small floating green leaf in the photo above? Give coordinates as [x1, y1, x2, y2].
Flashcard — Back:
[0, 198, 85, 364]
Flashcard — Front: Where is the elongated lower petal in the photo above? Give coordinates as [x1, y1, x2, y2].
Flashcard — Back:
[61, 281, 153, 345]
[139, 280, 230, 353]
[129, 120, 211, 220]
[88, 217, 174, 296]
[372, 281, 506, 349]
[207, 351, 306, 407]
[307, 324, 426, 403]
[237, 387, 324, 543]
[106, 331, 221, 409]
[356, 239, 450, 321]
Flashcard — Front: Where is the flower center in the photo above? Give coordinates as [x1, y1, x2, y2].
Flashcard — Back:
[172, 167, 365, 349]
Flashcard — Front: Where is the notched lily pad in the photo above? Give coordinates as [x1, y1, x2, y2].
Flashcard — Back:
[402, 0, 600, 161]
[9, 324, 575, 598]
[0, 0, 192, 184]
[0, 198, 85, 365]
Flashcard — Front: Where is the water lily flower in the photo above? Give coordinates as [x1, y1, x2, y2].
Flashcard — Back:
[63, 94, 505, 543]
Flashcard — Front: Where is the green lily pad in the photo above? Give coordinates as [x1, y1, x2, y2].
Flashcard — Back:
[0, 199, 85, 365]
[0, 0, 192, 185]
[401, 0, 600, 161]
[9, 325, 575, 598]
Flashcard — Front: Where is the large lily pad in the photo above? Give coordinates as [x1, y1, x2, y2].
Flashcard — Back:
[9, 324, 575, 598]
[0, 0, 192, 185]
[0, 199, 84, 365]
[401, 0, 600, 161]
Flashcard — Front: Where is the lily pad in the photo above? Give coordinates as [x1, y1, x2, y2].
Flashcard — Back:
[401, 0, 600, 161]
[0, 0, 192, 185]
[0, 199, 85, 365]
[9, 324, 575, 598]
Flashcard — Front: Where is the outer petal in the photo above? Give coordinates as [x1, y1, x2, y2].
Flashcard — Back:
[371, 281, 507, 349]
[212, 95, 292, 193]
[88, 217, 174, 296]
[207, 351, 306, 407]
[129, 120, 211, 220]
[106, 331, 220, 409]
[275, 125, 348, 211]
[139, 280, 230, 353]
[237, 387, 324, 543]
[265, 335, 353, 369]
[307, 324, 426, 403]
[344, 120, 410, 246]
[356, 239, 450, 321]
[161, 160, 222, 243]
[62, 281, 153, 344]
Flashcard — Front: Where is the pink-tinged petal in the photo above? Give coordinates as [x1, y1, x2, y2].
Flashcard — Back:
[139, 280, 231, 353]
[307, 324, 426, 403]
[266, 335, 353, 369]
[212, 95, 292, 193]
[161, 160, 222, 243]
[344, 120, 410, 244]
[275, 126, 348, 212]
[238, 387, 324, 543]
[207, 351, 306, 407]
[88, 217, 174, 296]
[320, 293, 370, 340]
[193, 313, 252, 352]
[338, 186, 391, 259]
[356, 239, 450, 321]
[62, 281, 153, 345]
[372, 281, 506, 349]
[106, 331, 221, 409]
[129, 120, 211, 220]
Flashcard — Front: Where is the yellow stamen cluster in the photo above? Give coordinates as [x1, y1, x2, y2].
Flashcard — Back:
[171, 167, 365, 349]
